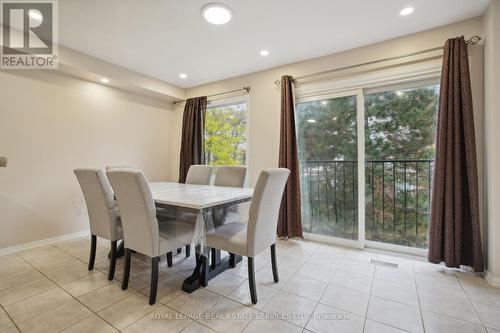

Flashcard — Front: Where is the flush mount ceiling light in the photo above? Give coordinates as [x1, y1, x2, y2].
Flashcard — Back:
[307, 119, 316, 123]
[28, 9, 42, 20]
[100, 78, 109, 83]
[400, 7, 414, 16]
[202, 3, 232, 25]
[260, 49, 269, 56]
[179, 73, 187, 79]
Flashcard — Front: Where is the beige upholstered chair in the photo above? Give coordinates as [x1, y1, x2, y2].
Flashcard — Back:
[214, 166, 247, 187]
[205, 168, 290, 304]
[107, 169, 194, 305]
[105, 165, 137, 171]
[185, 165, 213, 185]
[165, 164, 213, 259]
[74, 169, 122, 280]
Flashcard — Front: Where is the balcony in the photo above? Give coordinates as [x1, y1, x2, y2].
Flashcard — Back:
[300, 159, 434, 249]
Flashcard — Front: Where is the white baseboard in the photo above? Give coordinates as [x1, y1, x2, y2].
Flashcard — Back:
[0, 229, 90, 256]
[485, 270, 500, 288]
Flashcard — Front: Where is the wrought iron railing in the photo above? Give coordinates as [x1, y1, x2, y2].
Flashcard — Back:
[300, 159, 434, 249]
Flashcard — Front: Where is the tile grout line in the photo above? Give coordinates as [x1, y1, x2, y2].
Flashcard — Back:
[415, 266, 492, 329]
[15, 245, 127, 333]
[14, 251, 98, 332]
[411, 258, 427, 333]
[301, 245, 346, 332]
[0, 302, 22, 333]
[456, 272, 490, 331]
[0, 275, 59, 308]
[361, 255, 376, 333]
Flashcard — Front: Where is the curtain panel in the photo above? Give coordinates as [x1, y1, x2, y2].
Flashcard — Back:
[178, 96, 208, 183]
[428, 36, 484, 272]
[277, 75, 303, 238]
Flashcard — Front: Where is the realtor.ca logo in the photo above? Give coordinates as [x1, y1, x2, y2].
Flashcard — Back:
[1, 0, 58, 69]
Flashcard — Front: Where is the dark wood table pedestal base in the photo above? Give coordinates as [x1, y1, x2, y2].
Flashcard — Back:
[182, 249, 242, 293]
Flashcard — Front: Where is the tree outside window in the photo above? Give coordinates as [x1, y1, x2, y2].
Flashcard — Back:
[204, 101, 247, 166]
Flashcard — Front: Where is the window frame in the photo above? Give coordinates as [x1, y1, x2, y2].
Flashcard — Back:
[294, 60, 442, 256]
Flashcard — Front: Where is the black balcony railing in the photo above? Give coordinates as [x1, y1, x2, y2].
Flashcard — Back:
[300, 159, 434, 249]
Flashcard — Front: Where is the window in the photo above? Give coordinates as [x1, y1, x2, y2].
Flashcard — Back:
[296, 94, 359, 240]
[295, 77, 440, 250]
[364, 84, 439, 248]
[204, 99, 248, 166]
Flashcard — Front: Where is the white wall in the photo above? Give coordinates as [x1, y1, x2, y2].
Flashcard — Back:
[181, 17, 488, 266]
[183, 17, 484, 187]
[0, 70, 175, 249]
[483, 0, 500, 284]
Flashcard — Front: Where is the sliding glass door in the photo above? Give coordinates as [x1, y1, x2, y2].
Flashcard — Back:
[296, 80, 439, 252]
[364, 84, 439, 249]
[296, 91, 365, 247]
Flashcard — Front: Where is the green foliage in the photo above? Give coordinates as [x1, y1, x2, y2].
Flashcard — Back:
[365, 86, 438, 160]
[204, 103, 247, 166]
[296, 85, 439, 248]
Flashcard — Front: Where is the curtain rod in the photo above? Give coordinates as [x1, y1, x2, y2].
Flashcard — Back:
[173, 86, 251, 105]
[274, 35, 482, 86]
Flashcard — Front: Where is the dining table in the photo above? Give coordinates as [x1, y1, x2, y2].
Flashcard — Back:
[149, 181, 253, 293]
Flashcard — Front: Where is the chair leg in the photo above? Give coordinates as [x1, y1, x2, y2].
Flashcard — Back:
[270, 244, 279, 283]
[167, 252, 173, 267]
[108, 240, 117, 280]
[185, 245, 191, 258]
[177, 248, 182, 254]
[229, 253, 236, 268]
[149, 256, 160, 305]
[88, 235, 97, 271]
[122, 249, 131, 290]
[248, 257, 258, 304]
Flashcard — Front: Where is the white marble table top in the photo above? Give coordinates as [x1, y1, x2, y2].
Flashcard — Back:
[149, 182, 253, 210]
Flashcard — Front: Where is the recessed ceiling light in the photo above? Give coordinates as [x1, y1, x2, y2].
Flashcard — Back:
[260, 49, 269, 56]
[202, 3, 232, 25]
[100, 78, 109, 83]
[400, 7, 414, 16]
[307, 119, 316, 123]
[179, 73, 187, 79]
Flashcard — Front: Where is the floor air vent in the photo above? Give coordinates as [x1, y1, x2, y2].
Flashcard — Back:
[370, 258, 399, 268]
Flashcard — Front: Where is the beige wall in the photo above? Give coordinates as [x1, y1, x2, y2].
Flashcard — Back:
[184, 17, 484, 186]
[0, 70, 175, 249]
[181, 17, 488, 264]
[484, 0, 500, 282]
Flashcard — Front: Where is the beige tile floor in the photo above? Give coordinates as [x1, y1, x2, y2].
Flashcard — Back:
[0, 237, 499, 333]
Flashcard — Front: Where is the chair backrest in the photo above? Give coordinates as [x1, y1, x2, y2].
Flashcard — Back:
[247, 168, 290, 256]
[74, 169, 120, 241]
[185, 165, 213, 185]
[106, 169, 159, 257]
[214, 166, 247, 188]
[105, 165, 137, 171]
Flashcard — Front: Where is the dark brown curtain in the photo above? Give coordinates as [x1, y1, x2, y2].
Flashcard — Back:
[178, 96, 208, 183]
[277, 75, 303, 238]
[428, 36, 484, 272]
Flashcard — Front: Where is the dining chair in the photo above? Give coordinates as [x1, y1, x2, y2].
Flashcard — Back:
[204, 168, 290, 304]
[185, 164, 213, 185]
[213, 166, 247, 187]
[105, 165, 138, 171]
[74, 169, 122, 280]
[211, 165, 247, 265]
[164, 164, 213, 260]
[107, 169, 194, 305]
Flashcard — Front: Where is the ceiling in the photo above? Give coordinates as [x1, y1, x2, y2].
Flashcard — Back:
[59, 0, 489, 88]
